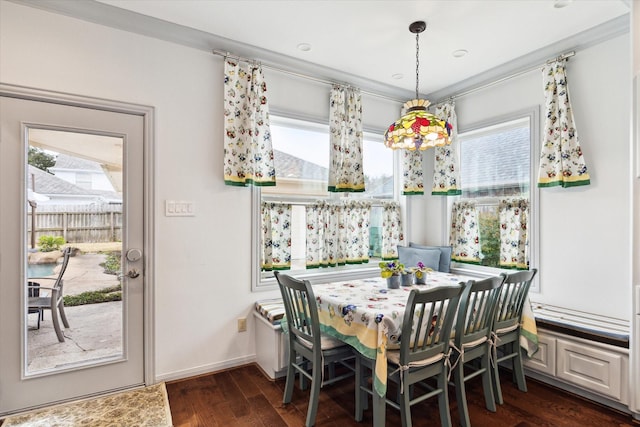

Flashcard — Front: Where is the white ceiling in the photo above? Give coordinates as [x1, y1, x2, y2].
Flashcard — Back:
[17, 0, 631, 100]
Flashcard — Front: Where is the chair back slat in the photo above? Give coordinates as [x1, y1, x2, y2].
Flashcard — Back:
[495, 269, 538, 331]
[456, 276, 505, 347]
[401, 285, 464, 365]
[275, 272, 320, 347]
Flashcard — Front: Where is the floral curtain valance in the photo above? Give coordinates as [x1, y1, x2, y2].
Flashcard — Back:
[261, 202, 291, 271]
[538, 59, 590, 188]
[498, 198, 529, 270]
[305, 200, 371, 268]
[328, 85, 365, 193]
[449, 200, 481, 264]
[432, 102, 461, 196]
[223, 59, 276, 187]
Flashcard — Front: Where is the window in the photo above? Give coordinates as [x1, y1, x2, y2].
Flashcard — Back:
[253, 116, 395, 289]
[447, 109, 539, 283]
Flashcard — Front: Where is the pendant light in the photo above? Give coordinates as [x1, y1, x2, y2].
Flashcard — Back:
[384, 21, 452, 150]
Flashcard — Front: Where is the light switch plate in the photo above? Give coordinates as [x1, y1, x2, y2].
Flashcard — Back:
[165, 200, 195, 217]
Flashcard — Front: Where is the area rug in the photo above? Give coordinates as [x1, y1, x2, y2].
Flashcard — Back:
[1, 383, 173, 426]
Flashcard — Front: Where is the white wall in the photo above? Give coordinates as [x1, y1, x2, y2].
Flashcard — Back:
[414, 34, 632, 319]
[0, 1, 400, 381]
[1, 1, 632, 382]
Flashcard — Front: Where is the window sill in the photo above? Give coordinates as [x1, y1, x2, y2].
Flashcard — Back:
[256, 264, 379, 291]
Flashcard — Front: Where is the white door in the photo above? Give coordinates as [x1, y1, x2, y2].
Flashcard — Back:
[0, 92, 149, 415]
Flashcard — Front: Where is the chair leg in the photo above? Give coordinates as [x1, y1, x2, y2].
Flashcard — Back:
[492, 353, 504, 405]
[437, 371, 452, 427]
[454, 360, 471, 427]
[355, 354, 364, 422]
[513, 347, 528, 392]
[58, 301, 70, 328]
[399, 376, 412, 427]
[283, 349, 296, 404]
[50, 306, 65, 342]
[305, 354, 322, 427]
[481, 353, 496, 412]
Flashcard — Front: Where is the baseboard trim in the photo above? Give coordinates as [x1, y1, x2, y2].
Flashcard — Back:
[156, 354, 257, 383]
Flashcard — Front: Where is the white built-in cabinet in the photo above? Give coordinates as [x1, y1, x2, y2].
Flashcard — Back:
[524, 328, 629, 410]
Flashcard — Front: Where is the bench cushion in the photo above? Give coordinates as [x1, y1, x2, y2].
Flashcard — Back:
[532, 304, 629, 349]
[255, 298, 285, 325]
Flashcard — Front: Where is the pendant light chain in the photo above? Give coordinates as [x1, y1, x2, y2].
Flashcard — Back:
[415, 31, 420, 99]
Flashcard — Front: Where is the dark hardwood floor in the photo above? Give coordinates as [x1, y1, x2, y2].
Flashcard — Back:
[166, 363, 637, 427]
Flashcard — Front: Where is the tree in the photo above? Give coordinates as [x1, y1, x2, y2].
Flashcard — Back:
[28, 147, 56, 172]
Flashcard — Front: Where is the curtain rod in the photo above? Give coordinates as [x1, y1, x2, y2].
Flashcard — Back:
[433, 51, 576, 107]
[212, 49, 406, 103]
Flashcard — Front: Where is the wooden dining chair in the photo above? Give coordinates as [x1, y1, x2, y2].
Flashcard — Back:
[355, 285, 465, 427]
[27, 246, 72, 342]
[491, 268, 538, 404]
[451, 276, 505, 427]
[274, 271, 354, 427]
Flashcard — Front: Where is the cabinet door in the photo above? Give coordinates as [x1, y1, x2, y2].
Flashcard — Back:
[524, 332, 556, 375]
[556, 338, 627, 402]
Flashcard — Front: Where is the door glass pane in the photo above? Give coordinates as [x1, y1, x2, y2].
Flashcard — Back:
[25, 128, 124, 375]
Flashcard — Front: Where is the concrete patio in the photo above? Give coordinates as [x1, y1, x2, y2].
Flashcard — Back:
[27, 251, 123, 373]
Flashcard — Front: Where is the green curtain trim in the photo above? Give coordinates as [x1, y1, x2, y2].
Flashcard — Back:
[431, 189, 462, 196]
[224, 180, 248, 187]
[224, 179, 276, 187]
[262, 265, 291, 271]
[538, 178, 590, 188]
[402, 191, 425, 196]
[381, 256, 400, 261]
[327, 186, 366, 193]
[452, 258, 482, 265]
[499, 263, 529, 271]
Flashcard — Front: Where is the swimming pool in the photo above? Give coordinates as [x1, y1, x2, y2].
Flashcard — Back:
[27, 263, 56, 278]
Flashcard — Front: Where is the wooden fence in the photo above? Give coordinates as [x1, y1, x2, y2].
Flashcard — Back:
[27, 205, 122, 244]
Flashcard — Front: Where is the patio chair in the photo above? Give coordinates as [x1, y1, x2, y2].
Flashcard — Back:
[27, 281, 43, 329]
[28, 247, 72, 342]
[491, 268, 538, 404]
[274, 271, 355, 427]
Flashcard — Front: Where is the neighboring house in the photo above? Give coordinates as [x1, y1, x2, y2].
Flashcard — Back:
[27, 162, 121, 208]
[49, 153, 116, 192]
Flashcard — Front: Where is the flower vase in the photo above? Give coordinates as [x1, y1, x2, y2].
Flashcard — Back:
[415, 271, 427, 285]
[401, 272, 413, 287]
[386, 274, 401, 289]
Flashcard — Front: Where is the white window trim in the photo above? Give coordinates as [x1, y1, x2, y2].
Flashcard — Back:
[442, 106, 541, 292]
[251, 115, 401, 291]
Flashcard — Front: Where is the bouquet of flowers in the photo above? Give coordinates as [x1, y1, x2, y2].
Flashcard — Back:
[378, 260, 405, 278]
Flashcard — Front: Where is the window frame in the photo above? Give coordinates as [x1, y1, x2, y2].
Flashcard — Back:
[252, 114, 401, 291]
[443, 107, 540, 292]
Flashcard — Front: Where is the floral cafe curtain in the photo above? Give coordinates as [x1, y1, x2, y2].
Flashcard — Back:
[432, 102, 461, 196]
[223, 59, 276, 187]
[538, 59, 590, 188]
[449, 200, 481, 264]
[305, 200, 371, 268]
[499, 198, 529, 270]
[402, 150, 425, 195]
[328, 85, 365, 192]
[380, 201, 404, 260]
[261, 202, 291, 271]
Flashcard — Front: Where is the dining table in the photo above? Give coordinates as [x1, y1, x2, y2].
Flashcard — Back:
[311, 271, 539, 427]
